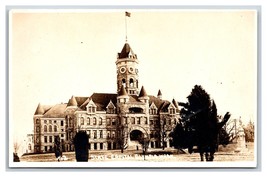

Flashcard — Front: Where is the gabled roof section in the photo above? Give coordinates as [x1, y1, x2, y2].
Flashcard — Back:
[118, 43, 136, 59]
[149, 102, 158, 109]
[106, 100, 116, 109]
[88, 93, 118, 111]
[139, 86, 148, 97]
[148, 95, 170, 112]
[168, 102, 176, 109]
[86, 99, 97, 108]
[67, 96, 78, 107]
[43, 104, 67, 118]
[172, 98, 179, 108]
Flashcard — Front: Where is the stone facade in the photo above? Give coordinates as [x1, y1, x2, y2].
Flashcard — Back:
[33, 43, 180, 153]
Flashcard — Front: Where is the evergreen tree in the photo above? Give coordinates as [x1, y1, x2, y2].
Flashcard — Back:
[73, 131, 89, 162]
[171, 85, 230, 161]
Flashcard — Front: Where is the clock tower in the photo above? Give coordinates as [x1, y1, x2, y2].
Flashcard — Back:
[116, 43, 139, 95]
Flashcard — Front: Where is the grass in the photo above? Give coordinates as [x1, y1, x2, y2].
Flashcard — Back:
[19, 142, 254, 163]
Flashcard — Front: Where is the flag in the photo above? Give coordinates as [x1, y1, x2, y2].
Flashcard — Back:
[125, 11, 131, 17]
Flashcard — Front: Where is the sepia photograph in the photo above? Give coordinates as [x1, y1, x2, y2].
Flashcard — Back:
[8, 8, 258, 168]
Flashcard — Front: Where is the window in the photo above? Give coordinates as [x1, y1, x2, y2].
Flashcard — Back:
[174, 119, 177, 125]
[28, 144, 31, 150]
[94, 143, 97, 150]
[61, 134, 64, 138]
[150, 120, 154, 125]
[44, 136, 47, 143]
[129, 78, 134, 87]
[145, 117, 148, 124]
[87, 118, 90, 125]
[99, 118, 102, 125]
[88, 106, 96, 113]
[137, 117, 140, 124]
[49, 125, 52, 132]
[100, 143, 103, 150]
[36, 119, 40, 124]
[44, 125, 47, 132]
[169, 108, 175, 114]
[112, 131, 115, 138]
[107, 131, 111, 138]
[93, 117, 97, 125]
[99, 130, 103, 138]
[61, 120, 64, 126]
[54, 125, 57, 132]
[122, 79, 126, 88]
[49, 120, 52, 124]
[54, 120, 57, 123]
[112, 118, 116, 125]
[93, 130, 97, 139]
[107, 118, 111, 125]
[44, 120, 47, 124]
[49, 136, 52, 143]
[80, 117, 84, 125]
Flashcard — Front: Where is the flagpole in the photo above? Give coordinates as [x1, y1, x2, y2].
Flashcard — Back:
[125, 13, 128, 42]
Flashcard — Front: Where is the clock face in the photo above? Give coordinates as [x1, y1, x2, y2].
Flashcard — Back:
[120, 67, 126, 73]
[128, 67, 134, 73]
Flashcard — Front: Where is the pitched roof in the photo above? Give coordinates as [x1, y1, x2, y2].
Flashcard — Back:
[34, 103, 45, 115]
[157, 89, 162, 96]
[43, 104, 67, 118]
[139, 86, 148, 97]
[148, 95, 170, 113]
[89, 93, 118, 111]
[118, 43, 136, 59]
[172, 98, 179, 108]
[118, 86, 128, 96]
[67, 96, 78, 106]
[34, 104, 52, 115]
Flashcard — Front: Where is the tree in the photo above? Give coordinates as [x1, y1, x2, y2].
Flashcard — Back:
[244, 120, 254, 142]
[171, 85, 230, 161]
[54, 135, 62, 161]
[73, 131, 89, 162]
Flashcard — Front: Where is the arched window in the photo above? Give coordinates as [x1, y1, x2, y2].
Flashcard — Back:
[44, 125, 47, 132]
[129, 78, 134, 87]
[36, 119, 40, 124]
[122, 79, 126, 88]
[54, 125, 57, 132]
[87, 117, 90, 125]
[49, 125, 52, 132]
[93, 117, 96, 125]
[80, 117, 84, 125]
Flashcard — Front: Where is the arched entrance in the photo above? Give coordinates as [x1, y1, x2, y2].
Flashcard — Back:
[130, 130, 143, 141]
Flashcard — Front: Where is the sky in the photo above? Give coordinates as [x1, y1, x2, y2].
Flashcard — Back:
[9, 9, 257, 154]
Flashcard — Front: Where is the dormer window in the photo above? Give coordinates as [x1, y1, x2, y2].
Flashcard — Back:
[106, 100, 116, 114]
[149, 102, 158, 115]
[168, 103, 176, 115]
[86, 99, 97, 114]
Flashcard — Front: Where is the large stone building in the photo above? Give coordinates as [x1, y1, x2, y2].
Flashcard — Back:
[33, 42, 180, 153]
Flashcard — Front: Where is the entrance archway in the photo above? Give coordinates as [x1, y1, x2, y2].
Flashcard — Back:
[130, 130, 143, 141]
